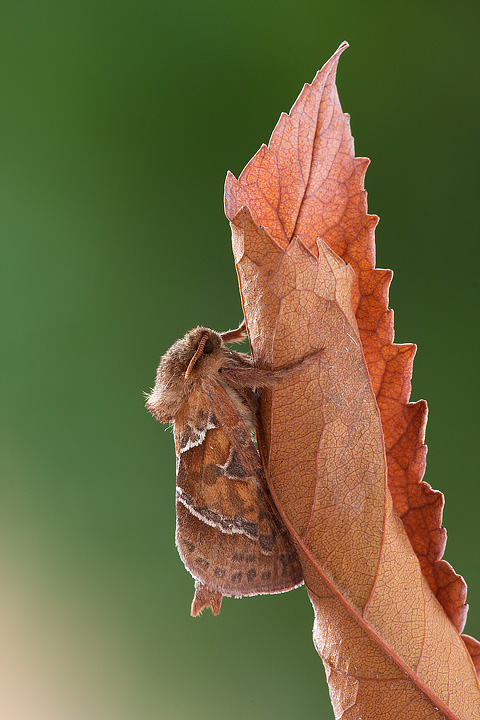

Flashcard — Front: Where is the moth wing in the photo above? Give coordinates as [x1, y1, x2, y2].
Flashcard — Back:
[174, 382, 303, 603]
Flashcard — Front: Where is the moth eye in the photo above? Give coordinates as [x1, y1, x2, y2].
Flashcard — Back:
[203, 338, 214, 354]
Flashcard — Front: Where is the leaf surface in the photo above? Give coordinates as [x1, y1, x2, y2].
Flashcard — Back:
[225, 43, 480, 719]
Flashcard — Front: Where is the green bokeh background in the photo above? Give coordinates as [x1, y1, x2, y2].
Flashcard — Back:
[1, 2, 479, 718]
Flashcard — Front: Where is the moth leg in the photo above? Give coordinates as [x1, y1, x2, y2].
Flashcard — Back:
[220, 320, 246, 344]
[220, 350, 323, 389]
[191, 580, 223, 617]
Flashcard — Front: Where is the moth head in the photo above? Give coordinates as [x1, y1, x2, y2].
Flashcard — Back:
[179, 327, 224, 378]
[145, 327, 224, 422]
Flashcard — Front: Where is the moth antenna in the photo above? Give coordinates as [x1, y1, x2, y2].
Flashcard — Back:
[220, 320, 247, 345]
[185, 332, 209, 378]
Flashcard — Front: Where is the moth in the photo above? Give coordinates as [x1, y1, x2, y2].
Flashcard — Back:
[146, 323, 304, 615]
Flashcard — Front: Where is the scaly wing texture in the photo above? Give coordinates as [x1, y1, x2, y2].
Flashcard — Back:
[225, 43, 480, 719]
[174, 383, 303, 600]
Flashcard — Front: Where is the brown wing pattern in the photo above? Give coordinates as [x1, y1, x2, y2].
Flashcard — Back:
[174, 381, 303, 603]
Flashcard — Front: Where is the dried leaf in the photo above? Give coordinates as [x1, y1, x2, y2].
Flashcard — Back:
[225, 44, 480, 719]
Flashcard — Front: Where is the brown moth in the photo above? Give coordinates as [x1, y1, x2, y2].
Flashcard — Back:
[146, 323, 304, 615]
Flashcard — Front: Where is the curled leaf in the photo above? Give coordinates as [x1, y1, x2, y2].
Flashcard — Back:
[226, 43, 480, 718]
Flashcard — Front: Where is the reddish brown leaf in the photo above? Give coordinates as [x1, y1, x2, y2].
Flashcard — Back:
[225, 44, 480, 718]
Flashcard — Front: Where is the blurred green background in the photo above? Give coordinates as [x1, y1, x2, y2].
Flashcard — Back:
[1, 1, 479, 718]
